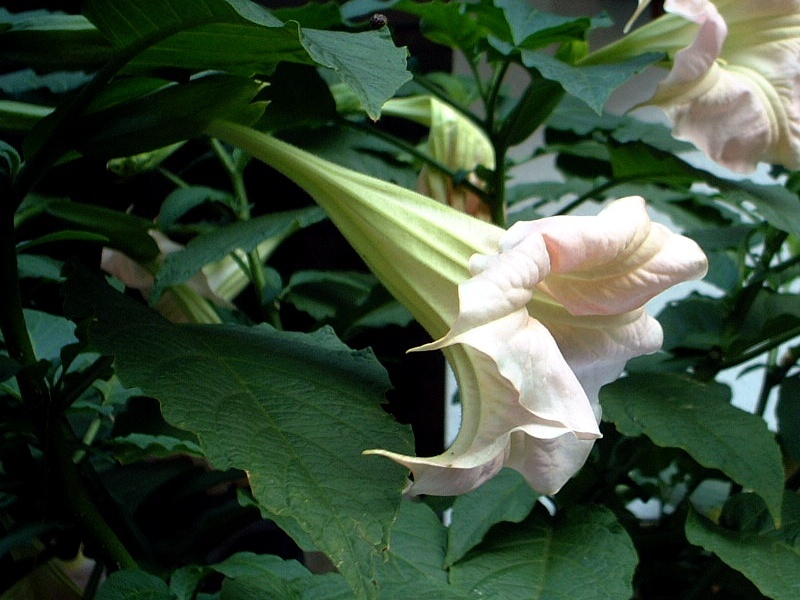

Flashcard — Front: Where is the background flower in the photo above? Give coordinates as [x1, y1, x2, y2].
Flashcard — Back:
[588, 0, 800, 173]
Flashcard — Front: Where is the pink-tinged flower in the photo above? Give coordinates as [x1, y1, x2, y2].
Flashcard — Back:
[592, 0, 800, 173]
[653, 0, 800, 173]
[101, 231, 228, 324]
[205, 120, 708, 495]
[368, 198, 708, 495]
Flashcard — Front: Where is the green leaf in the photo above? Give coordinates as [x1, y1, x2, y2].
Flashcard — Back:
[18, 309, 78, 366]
[157, 186, 234, 230]
[0, 140, 20, 183]
[657, 294, 727, 352]
[495, 0, 590, 48]
[152, 206, 325, 302]
[601, 373, 784, 524]
[516, 51, 661, 114]
[258, 63, 339, 132]
[83, 0, 283, 51]
[449, 505, 637, 599]
[609, 141, 699, 183]
[107, 433, 205, 463]
[384, 0, 503, 55]
[75, 74, 266, 159]
[446, 468, 538, 566]
[183, 552, 352, 600]
[299, 27, 411, 120]
[777, 375, 800, 461]
[497, 76, 564, 148]
[713, 178, 800, 239]
[96, 569, 173, 600]
[686, 495, 800, 600]
[0, 9, 111, 71]
[284, 270, 380, 321]
[0, 355, 21, 384]
[373, 501, 474, 599]
[731, 290, 800, 356]
[64, 270, 413, 600]
[83, 0, 409, 119]
[42, 199, 159, 262]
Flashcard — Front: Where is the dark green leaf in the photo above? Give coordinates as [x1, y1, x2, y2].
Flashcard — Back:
[518, 52, 661, 114]
[83, 0, 409, 119]
[64, 270, 414, 600]
[272, 1, 345, 30]
[96, 569, 173, 600]
[0, 9, 111, 71]
[107, 433, 205, 463]
[16, 230, 111, 252]
[284, 270, 379, 321]
[157, 186, 234, 230]
[13, 309, 77, 367]
[449, 505, 637, 599]
[713, 178, 800, 239]
[42, 199, 159, 262]
[601, 373, 784, 523]
[686, 495, 800, 600]
[609, 141, 699, 183]
[258, 63, 338, 132]
[497, 76, 564, 148]
[299, 27, 411, 120]
[731, 290, 800, 356]
[446, 468, 538, 566]
[372, 501, 474, 599]
[0, 68, 92, 97]
[495, 0, 590, 48]
[777, 375, 800, 461]
[657, 294, 726, 351]
[388, 0, 504, 54]
[181, 551, 352, 600]
[75, 74, 266, 159]
[152, 206, 325, 302]
[0, 140, 20, 183]
[0, 355, 21, 384]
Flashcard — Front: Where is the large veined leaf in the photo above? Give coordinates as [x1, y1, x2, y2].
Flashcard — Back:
[446, 468, 538, 567]
[449, 504, 637, 599]
[372, 501, 475, 599]
[82, 0, 410, 119]
[685, 493, 800, 600]
[601, 373, 784, 524]
[63, 269, 414, 600]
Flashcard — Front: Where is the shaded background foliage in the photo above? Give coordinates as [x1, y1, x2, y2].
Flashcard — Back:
[0, 1, 798, 599]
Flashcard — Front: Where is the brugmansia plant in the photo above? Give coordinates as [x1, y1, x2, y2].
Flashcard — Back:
[0, 1, 798, 599]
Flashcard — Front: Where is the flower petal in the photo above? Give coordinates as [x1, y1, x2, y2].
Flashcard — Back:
[368, 314, 601, 495]
[514, 197, 708, 316]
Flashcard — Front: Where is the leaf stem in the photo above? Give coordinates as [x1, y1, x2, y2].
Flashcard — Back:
[339, 116, 490, 203]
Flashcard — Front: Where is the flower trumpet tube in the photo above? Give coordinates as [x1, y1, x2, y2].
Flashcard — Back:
[205, 120, 708, 495]
[587, 0, 800, 173]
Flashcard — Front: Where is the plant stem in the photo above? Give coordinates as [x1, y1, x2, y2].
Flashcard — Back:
[47, 419, 138, 571]
[211, 139, 269, 307]
[0, 189, 48, 406]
